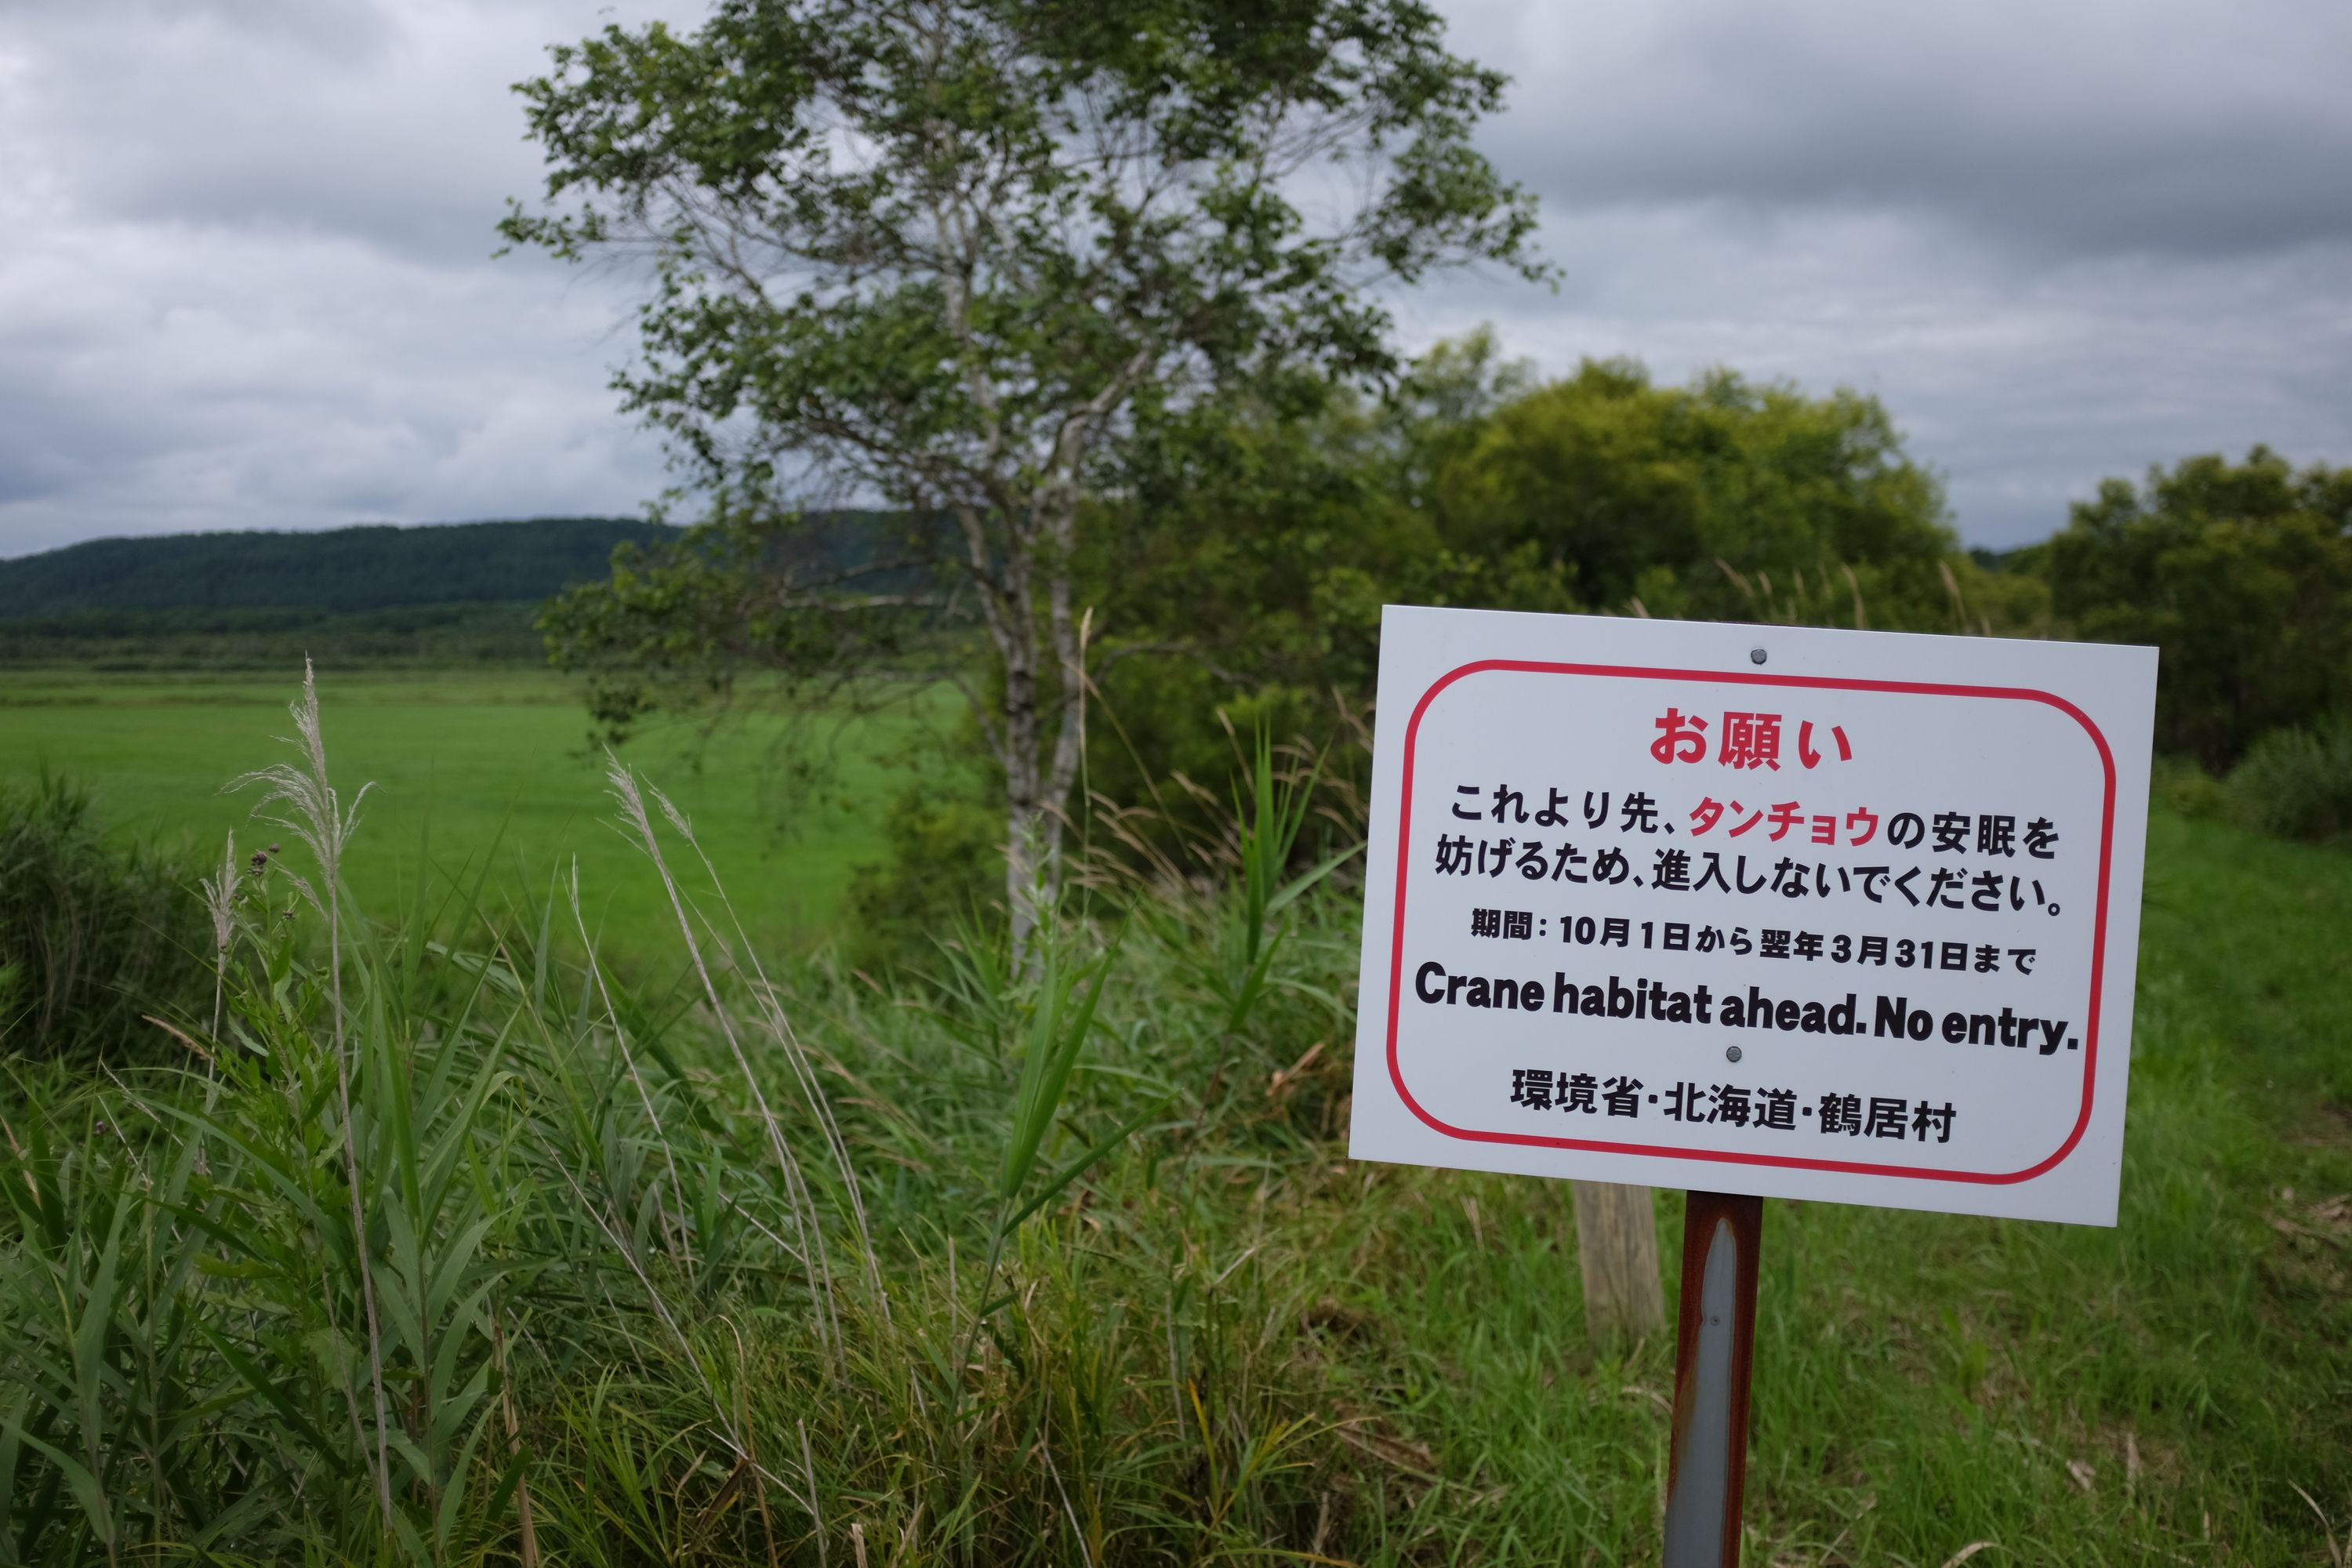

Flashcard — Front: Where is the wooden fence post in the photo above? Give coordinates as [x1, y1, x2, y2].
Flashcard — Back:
[1570, 1180, 1664, 1344]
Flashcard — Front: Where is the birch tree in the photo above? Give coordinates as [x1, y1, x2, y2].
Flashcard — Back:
[505, 0, 1544, 946]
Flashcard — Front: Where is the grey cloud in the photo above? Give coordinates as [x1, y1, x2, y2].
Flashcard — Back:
[3, 0, 693, 267]
[5, 0, 394, 52]
[0, 210, 668, 557]
[0, 0, 688, 558]
[1392, 204, 2352, 544]
[1, 0, 2347, 560]
[1452, 0, 2352, 260]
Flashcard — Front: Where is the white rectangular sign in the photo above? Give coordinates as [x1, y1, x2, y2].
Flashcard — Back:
[1348, 606, 2157, 1225]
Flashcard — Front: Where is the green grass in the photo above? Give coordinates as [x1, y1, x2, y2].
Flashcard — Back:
[1164, 805, 2351, 1564]
[0, 666, 951, 953]
[0, 674, 2345, 1563]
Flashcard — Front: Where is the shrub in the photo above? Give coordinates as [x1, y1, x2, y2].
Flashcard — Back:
[2227, 715, 2352, 843]
[2151, 755, 2228, 821]
[0, 773, 206, 1061]
[0, 670, 1366, 1562]
[843, 783, 1005, 970]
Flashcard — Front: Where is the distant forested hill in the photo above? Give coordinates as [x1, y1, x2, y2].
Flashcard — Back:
[0, 518, 675, 620]
[0, 514, 924, 667]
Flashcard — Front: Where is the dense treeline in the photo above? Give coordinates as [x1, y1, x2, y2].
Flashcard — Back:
[0, 513, 949, 668]
[0, 517, 671, 620]
[1079, 338, 2038, 800]
[7, 361, 2343, 868]
[13, 415, 2340, 784]
[2029, 445, 2352, 769]
[0, 602, 551, 669]
[535, 343, 2352, 953]
[1097, 383, 2347, 858]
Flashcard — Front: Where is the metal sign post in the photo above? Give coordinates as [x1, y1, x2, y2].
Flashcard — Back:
[1661, 1190, 1762, 1568]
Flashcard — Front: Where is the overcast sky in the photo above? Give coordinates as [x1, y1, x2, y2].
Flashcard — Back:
[3, 0, 2348, 559]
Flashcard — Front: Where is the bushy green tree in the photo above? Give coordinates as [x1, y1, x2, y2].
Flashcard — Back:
[505, 0, 1545, 947]
[2038, 446, 2352, 768]
[1076, 335, 2016, 848]
[1417, 351, 1969, 626]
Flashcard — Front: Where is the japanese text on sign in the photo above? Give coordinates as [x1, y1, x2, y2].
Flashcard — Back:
[1348, 608, 2157, 1225]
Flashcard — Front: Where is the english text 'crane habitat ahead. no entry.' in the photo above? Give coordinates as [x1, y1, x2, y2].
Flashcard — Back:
[1348, 605, 2158, 1225]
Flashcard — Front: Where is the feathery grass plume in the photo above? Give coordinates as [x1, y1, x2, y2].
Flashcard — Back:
[602, 753, 845, 1363]
[196, 830, 236, 1044]
[643, 778, 884, 1315]
[564, 856, 696, 1279]
[226, 657, 394, 1524]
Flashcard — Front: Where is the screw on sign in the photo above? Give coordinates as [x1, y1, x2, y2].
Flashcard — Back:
[1348, 607, 2157, 1563]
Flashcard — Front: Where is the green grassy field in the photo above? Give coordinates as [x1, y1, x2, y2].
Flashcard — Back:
[0, 666, 946, 952]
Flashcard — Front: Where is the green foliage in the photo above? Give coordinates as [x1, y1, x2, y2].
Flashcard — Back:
[995, 930, 1124, 1227]
[0, 518, 668, 622]
[1156, 728, 1359, 1039]
[2039, 446, 2352, 769]
[2, 671, 2349, 1563]
[505, 0, 1548, 938]
[2227, 716, 2352, 843]
[0, 602, 554, 671]
[1103, 332, 1997, 654]
[1214, 731, 1353, 1032]
[503, 0, 1543, 501]
[843, 786, 1005, 971]
[2151, 754, 2230, 821]
[0, 801, 532, 1561]
[536, 509, 949, 746]
[1076, 335, 2020, 851]
[0, 775, 205, 1063]
[1080, 665, 1347, 887]
[1410, 349, 1970, 625]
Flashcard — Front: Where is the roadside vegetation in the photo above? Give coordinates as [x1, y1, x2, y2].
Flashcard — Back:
[0, 773, 208, 1064]
[0, 668, 2344, 1565]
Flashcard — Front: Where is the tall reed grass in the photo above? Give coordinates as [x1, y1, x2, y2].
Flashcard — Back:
[0, 668, 1367, 1564]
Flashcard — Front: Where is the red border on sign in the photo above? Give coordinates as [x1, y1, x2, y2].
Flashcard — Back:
[1386, 661, 2118, 1185]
